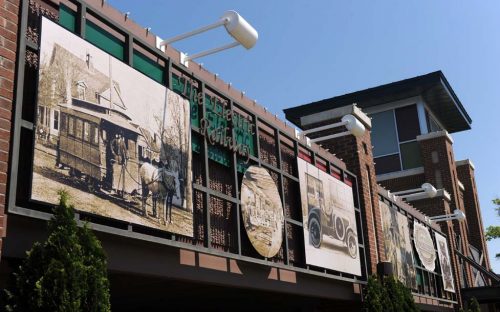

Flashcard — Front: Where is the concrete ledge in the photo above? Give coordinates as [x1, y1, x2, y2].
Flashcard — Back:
[416, 130, 454, 144]
[376, 167, 424, 182]
[300, 104, 372, 128]
[456, 159, 475, 170]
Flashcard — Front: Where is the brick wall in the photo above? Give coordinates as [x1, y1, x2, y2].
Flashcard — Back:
[456, 161, 491, 270]
[378, 173, 426, 193]
[0, 0, 20, 260]
[416, 133, 475, 304]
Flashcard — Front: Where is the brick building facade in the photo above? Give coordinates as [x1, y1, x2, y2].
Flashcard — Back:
[0, 0, 497, 311]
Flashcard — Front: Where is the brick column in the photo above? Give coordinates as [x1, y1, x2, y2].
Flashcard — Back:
[416, 131, 474, 303]
[0, 0, 20, 260]
[456, 159, 491, 271]
[306, 105, 385, 275]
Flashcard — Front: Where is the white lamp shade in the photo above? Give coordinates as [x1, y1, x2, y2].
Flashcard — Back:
[421, 183, 438, 198]
[221, 11, 258, 49]
[453, 209, 466, 221]
[342, 114, 365, 138]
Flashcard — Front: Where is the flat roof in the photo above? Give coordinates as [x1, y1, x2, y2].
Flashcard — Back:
[284, 71, 472, 133]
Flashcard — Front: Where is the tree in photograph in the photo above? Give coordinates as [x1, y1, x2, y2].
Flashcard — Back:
[4, 191, 110, 312]
[485, 198, 500, 258]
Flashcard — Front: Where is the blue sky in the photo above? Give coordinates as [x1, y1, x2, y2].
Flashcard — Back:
[108, 0, 500, 272]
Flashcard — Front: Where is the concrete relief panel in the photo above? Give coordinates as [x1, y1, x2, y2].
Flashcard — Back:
[413, 221, 436, 272]
[240, 166, 284, 258]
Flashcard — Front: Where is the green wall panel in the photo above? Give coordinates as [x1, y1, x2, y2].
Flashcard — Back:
[133, 51, 164, 84]
[85, 21, 124, 60]
[59, 4, 76, 32]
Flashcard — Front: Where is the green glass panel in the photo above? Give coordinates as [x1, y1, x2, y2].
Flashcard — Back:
[133, 51, 164, 83]
[400, 141, 422, 170]
[191, 135, 201, 154]
[233, 111, 255, 157]
[208, 145, 230, 167]
[171, 74, 199, 128]
[85, 21, 124, 60]
[59, 4, 76, 32]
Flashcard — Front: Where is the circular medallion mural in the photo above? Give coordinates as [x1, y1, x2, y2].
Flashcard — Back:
[413, 221, 436, 271]
[241, 166, 284, 258]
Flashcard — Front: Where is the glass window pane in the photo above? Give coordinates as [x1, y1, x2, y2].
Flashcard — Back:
[426, 110, 442, 133]
[400, 141, 422, 170]
[371, 110, 399, 156]
[374, 154, 401, 175]
[395, 104, 420, 141]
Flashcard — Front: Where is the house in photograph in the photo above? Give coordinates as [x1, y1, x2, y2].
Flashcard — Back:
[0, 0, 497, 311]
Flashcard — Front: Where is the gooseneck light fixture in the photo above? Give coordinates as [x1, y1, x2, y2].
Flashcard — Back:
[428, 209, 466, 223]
[391, 183, 438, 202]
[295, 114, 366, 146]
[156, 11, 258, 67]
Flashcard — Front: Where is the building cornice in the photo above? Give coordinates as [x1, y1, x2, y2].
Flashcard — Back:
[416, 130, 454, 144]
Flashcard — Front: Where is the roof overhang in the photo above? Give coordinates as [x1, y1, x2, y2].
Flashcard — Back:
[284, 71, 471, 133]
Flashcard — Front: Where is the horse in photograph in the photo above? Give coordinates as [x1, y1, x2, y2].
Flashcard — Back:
[139, 162, 177, 223]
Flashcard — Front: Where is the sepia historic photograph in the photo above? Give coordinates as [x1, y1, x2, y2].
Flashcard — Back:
[31, 18, 193, 236]
[379, 201, 417, 289]
[297, 158, 361, 276]
[435, 232, 456, 293]
[240, 166, 284, 258]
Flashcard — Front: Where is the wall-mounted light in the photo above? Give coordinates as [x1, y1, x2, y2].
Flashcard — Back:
[295, 114, 366, 145]
[426, 209, 466, 224]
[156, 11, 258, 67]
[392, 183, 438, 201]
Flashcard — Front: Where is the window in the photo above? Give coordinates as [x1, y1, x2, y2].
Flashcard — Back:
[426, 110, 442, 132]
[75, 119, 83, 139]
[68, 116, 74, 136]
[61, 113, 67, 132]
[83, 122, 90, 142]
[92, 124, 99, 145]
[371, 104, 422, 175]
[53, 110, 60, 130]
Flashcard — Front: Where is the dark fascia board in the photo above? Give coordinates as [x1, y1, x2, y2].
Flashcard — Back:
[283, 71, 472, 132]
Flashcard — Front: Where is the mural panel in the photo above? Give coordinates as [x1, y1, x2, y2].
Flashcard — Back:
[31, 18, 193, 236]
[297, 158, 361, 276]
[240, 166, 284, 257]
[435, 232, 455, 293]
[413, 221, 436, 272]
[379, 201, 416, 288]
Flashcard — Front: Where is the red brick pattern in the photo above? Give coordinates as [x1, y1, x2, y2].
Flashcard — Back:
[456, 162, 491, 270]
[0, 0, 19, 259]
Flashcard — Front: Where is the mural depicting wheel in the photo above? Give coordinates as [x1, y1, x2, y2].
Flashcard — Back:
[346, 229, 358, 259]
[309, 216, 322, 248]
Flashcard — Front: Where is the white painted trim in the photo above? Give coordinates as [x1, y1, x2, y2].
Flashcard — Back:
[376, 167, 424, 181]
[457, 180, 465, 191]
[416, 100, 428, 134]
[416, 130, 453, 144]
[363, 96, 422, 115]
[456, 159, 475, 170]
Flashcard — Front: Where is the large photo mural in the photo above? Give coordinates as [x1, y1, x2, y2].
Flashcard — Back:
[435, 232, 455, 293]
[31, 18, 193, 236]
[379, 201, 416, 288]
[297, 158, 361, 276]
